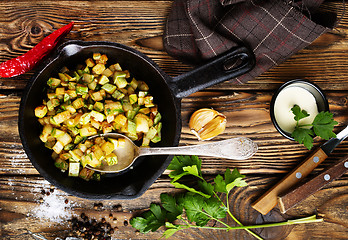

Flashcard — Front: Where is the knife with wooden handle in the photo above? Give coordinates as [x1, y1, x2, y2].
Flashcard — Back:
[251, 126, 348, 215]
[278, 154, 348, 213]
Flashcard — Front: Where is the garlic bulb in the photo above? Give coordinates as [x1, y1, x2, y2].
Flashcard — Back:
[189, 108, 226, 141]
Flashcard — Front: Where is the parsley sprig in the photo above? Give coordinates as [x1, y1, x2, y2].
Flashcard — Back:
[291, 105, 337, 150]
[130, 156, 323, 239]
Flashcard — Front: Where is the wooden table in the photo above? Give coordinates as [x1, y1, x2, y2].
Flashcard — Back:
[0, 1, 347, 239]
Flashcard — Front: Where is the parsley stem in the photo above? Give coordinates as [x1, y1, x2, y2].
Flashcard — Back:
[174, 215, 322, 231]
[213, 191, 262, 240]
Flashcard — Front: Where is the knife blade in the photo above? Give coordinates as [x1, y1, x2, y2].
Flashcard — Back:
[251, 126, 348, 215]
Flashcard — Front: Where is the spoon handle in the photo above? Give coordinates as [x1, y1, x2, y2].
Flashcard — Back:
[139, 137, 257, 160]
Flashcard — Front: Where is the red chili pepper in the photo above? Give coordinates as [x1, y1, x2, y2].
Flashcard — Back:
[0, 22, 74, 78]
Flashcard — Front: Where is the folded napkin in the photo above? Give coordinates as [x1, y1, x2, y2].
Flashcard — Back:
[163, 0, 337, 84]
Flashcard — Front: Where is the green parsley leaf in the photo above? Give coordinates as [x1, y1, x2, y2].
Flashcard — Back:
[312, 111, 337, 140]
[203, 197, 227, 219]
[178, 193, 210, 226]
[197, 180, 214, 196]
[214, 168, 247, 193]
[160, 193, 183, 222]
[183, 165, 200, 178]
[291, 106, 337, 150]
[168, 155, 202, 181]
[130, 204, 167, 233]
[291, 105, 310, 122]
[292, 127, 314, 150]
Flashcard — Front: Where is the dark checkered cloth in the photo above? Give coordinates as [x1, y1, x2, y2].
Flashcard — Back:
[163, 0, 337, 84]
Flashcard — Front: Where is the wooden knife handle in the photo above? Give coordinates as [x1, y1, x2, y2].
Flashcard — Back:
[251, 147, 328, 215]
[278, 154, 348, 213]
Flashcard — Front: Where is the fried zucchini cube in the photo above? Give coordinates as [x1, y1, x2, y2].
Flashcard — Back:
[35, 105, 48, 118]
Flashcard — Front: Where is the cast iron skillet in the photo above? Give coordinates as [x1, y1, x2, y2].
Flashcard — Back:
[19, 40, 255, 199]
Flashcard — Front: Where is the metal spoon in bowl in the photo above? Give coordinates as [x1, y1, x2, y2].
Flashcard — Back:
[85, 132, 258, 173]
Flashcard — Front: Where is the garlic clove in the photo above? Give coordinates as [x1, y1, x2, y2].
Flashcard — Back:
[189, 108, 226, 141]
[189, 108, 219, 132]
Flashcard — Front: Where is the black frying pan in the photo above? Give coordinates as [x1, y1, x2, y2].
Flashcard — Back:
[19, 40, 255, 199]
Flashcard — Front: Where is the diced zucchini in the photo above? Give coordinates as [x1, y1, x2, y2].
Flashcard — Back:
[68, 126, 79, 136]
[88, 81, 97, 90]
[101, 122, 113, 133]
[79, 167, 94, 180]
[53, 110, 71, 125]
[65, 105, 76, 114]
[47, 98, 60, 111]
[90, 118, 101, 129]
[151, 122, 162, 143]
[93, 53, 101, 61]
[90, 110, 105, 122]
[105, 153, 118, 166]
[52, 141, 64, 154]
[109, 63, 122, 72]
[55, 158, 68, 171]
[85, 58, 95, 67]
[86, 152, 101, 167]
[144, 96, 155, 107]
[102, 68, 113, 77]
[129, 94, 138, 104]
[57, 132, 72, 146]
[55, 87, 65, 95]
[130, 78, 138, 90]
[79, 125, 97, 137]
[47, 78, 61, 88]
[134, 113, 149, 133]
[90, 91, 104, 102]
[72, 98, 84, 109]
[66, 89, 77, 98]
[112, 90, 125, 100]
[76, 84, 89, 95]
[139, 107, 150, 115]
[93, 102, 104, 112]
[92, 63, 106, 75]
[51, 128, 65, 138]
[69, 149, 84, 162]
[113, 72, 127, 88]
[64, 143, 74, 151]
[68, 162, 80, 177]
[101, 83, 117, 94]
[127, 120, 137, 135]
[98, 75, 109, 85]
[145, 126, 157, 140]
[82, 73, 95, 83]
[105, 101, 123, 116]
[101, 141, 115, 156]
[80, 113, 91, 125]
[39, 124, 53, 142]
[122, 101, 133, 112]
[35, 105, 48, 118]
[113, 114, 128, 130]
[138, 81, 149, 91]
[74, 135, 85, 144]
[153, 112, 161, 125]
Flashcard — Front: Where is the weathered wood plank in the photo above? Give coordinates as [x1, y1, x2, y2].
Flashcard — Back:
[1, 91, 348, 175]
[0, 175, 347, 239]
[0, 2, 347, 91]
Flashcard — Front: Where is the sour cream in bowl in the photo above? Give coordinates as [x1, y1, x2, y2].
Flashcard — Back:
[270, 80, 329, 140]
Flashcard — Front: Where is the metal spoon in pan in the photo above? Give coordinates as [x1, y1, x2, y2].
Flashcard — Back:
[85, 132, 258, 173]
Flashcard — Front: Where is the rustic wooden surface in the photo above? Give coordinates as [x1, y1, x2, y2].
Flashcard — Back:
[0, 1, 348, 240]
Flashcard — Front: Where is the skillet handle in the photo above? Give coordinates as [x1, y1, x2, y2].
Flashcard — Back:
[169, 46, 255, 99]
